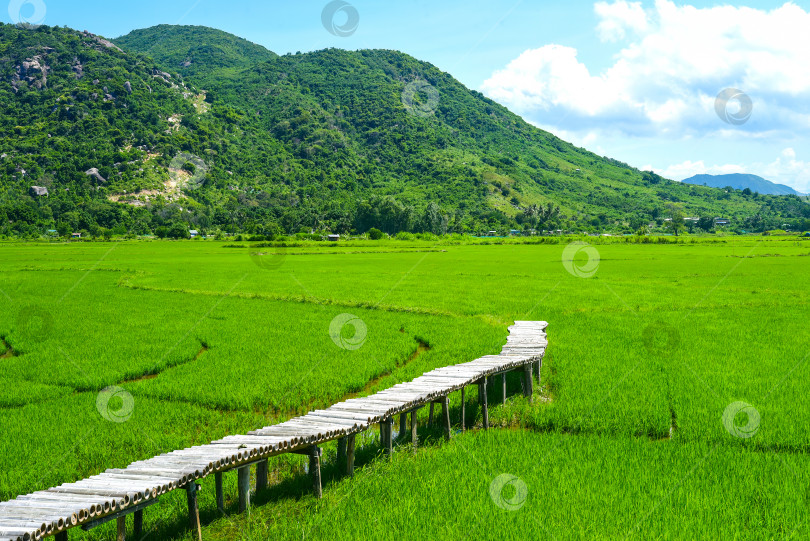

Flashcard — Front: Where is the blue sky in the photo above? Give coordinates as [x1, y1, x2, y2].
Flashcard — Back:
[5, 0, 810, 192]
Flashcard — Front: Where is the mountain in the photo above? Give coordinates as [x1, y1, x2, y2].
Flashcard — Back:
[682, 173, 805, 196]
[113, 25, 277, 84]
[0, 23, 808, 238]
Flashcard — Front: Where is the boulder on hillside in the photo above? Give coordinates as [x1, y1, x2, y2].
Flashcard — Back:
[29, 186, 48, 197]
[85, 168, 106, 183]
[124, 81, 132, 94]
[11, 55, 50, 92]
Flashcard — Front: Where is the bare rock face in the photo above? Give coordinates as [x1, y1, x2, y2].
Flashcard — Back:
[72, 57, 84, 79]
[85, 168, 107, 184]
[11, 55, 50, 92]
[124, 81, 132, 94]
[29, 186, 49, 197]
[180, 60, 192, 67]
[80, 31, 123, 53]
[152, 69, 172, 84]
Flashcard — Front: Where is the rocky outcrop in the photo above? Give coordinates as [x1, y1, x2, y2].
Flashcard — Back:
[152, 69, 172, 84]
[80, 31, 123, 52]
[11, 55, 50, 92]
[72, 57, 84, 79]
[124, 81, 132, 94]
[85, 168, 106, 184]
[29, 186, 48, 197]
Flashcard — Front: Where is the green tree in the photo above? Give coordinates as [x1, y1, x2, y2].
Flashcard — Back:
[666, 206, 686, 236]
[368, 227, 383, 240]
[168, 222, 191, 239]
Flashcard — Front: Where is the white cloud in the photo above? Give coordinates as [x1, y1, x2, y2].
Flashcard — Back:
[594, 0, 649, 42]
[481, 1, 810, 138]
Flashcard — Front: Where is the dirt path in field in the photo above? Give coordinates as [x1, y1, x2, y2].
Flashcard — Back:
[0, 336, 16, 359]
[121, 343, 209, 383]
[342, 339, 431, 401]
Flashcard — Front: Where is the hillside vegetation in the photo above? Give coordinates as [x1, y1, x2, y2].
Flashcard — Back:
[1, 23, 808, 238]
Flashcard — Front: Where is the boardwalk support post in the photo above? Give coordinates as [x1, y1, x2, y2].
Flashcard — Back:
[479, 377, 489, 429]
[502, 372, 507, 404]
[56, 532, 68, 541]
[523, 364, 533, 397]
[134, 509, 143, 538]
[256, 459, 268, 493]
[428, 402, 435, 426]
[399, 412, 407, 438]
[186, 482, 202, 541]
[461, 386, 466, 432]
[410, 408, 418, 450]
[381, 418, 393, 456]
[117, 515, 126, 541]
[346, 434, 355, 476]
[215, 472, 224, 513]
[337, 436, 347, 467]
[237, 465, 250, 513]
[441, 396, 451, 440]
[309, 446, 323, 499]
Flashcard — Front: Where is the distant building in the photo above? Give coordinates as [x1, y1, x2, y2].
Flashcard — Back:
[71, 232, 81, 238]
[487, 230, 498, 237]
[189, 230, 199, 237]
[509, 229, 521, 236]
[328, 234, 340, 242]
[715, 218, 730, 226]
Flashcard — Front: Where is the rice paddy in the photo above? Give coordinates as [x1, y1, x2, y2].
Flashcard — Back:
[1, 234, 808, 539]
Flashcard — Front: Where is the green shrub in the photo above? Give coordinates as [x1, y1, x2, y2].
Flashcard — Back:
[368, 228, 384, 240]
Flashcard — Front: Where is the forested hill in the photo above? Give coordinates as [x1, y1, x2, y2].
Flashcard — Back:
[0, 23, 807, 239]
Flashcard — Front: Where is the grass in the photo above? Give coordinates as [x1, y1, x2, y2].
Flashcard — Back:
[0, 235, 808, 539]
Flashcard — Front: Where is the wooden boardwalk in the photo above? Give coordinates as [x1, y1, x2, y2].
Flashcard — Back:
[0, 321, 547, 541]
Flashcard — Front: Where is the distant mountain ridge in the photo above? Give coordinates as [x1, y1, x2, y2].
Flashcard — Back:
[682, 173, 805, 196]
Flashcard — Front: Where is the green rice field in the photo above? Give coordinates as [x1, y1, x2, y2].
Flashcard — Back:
[1, 235, 808, 539]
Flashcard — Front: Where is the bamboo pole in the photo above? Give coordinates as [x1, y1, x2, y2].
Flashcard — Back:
[215, 473, 224, 513]
[237, 466, 250, 513]
[480, 377, 489, 429]
[524, 364, 533, 397]
[346, 434, 355, 477]
[441, 396, 451, 441]
[133, 509, 143, 538]
[256, 459, 268, 493]
[309, 447, 322, 499]
[461, 386, 466, 432]
[337, 437, 347, 467]
[186, 483, 201, 541]
[116, 515, 126, 541]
